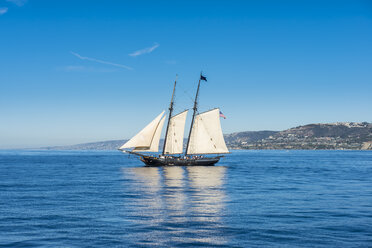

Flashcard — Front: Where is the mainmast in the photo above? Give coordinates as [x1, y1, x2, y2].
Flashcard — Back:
[162, 76, 177, 155]
[185, 73, 202, 155]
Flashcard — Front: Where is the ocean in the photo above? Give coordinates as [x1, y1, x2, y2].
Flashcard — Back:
[0, 150, 371, 247]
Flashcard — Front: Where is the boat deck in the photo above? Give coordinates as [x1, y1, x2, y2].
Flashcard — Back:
[140, 155, 221, 167]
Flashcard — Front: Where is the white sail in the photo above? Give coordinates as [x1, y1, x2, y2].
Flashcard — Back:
[120, 111, 165, 150]
[164, 110, 188, 154]
[186, 108, 229, 154]
[134, 116, 165, 152]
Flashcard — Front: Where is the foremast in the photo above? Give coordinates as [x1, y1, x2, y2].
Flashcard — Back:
[185, 73, 202, 155]
[162, 76, 177, 155]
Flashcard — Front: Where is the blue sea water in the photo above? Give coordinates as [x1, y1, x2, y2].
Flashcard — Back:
[0, 150, 371, 247]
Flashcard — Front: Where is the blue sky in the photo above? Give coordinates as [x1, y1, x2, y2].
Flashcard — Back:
[1, 0, 371, 148]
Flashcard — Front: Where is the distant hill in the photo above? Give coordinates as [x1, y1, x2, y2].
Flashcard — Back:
[224, 131, 278, 146]
[43, 140, 127, 150]
[42, 122, 372, 150]
[237, 122, 372, 150]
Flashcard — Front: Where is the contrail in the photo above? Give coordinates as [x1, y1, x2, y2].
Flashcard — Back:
[129, 43, 159, 57]
[70, 51, 133, 70]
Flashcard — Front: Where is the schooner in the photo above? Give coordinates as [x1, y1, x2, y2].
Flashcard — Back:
[119, 74, 229, 166]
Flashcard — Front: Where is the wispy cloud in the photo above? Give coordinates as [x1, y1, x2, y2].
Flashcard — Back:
[6, 0, 27, 6]
[0, 7, 8, 15]
[70, 52, 133, 70]
[129, 43, 159, 57]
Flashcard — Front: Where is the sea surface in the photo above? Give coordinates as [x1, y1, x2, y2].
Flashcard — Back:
[0, 150, 372, 247]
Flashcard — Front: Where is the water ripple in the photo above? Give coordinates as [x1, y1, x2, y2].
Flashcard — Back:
[0, 150, 371, 247]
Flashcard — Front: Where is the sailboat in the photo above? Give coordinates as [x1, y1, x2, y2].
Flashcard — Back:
[119, 74, 229, 166]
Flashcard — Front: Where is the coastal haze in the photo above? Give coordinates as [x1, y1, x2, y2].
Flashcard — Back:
[43, 122, 372, 150]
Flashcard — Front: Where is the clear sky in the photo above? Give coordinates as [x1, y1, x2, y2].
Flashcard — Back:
[1, 0, 371, 148]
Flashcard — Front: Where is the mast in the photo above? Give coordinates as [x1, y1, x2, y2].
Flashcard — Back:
[185, 72, 202, 155]
[162, 76, 177, 155]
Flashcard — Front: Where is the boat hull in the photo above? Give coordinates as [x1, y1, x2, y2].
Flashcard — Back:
[140, 155, 221, 167]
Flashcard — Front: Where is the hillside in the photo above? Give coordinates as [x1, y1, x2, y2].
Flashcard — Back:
[42, 122, 372, 150]
[238, 122, 372, 150]
[43, 140, 127, 150]
[224, 131, 278, 148]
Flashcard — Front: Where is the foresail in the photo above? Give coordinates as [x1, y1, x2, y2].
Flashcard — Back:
[133, 116, 165, 152]
[120, 111, 165, 150]
[186, 108, 229, 154]
[164, 110, 188, 154]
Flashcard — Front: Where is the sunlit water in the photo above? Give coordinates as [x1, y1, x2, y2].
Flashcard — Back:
[0, 150, 371, 247]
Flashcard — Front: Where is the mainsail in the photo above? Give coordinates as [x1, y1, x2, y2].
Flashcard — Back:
[186, 108, 228, 154]
[120, 111, 165, 152]
[164, 110, 188, 154]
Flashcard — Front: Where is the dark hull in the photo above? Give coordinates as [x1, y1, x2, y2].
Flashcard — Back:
[140, 155, 221, 167]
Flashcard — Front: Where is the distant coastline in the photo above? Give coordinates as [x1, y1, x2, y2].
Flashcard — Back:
[38, 122, 372, 151]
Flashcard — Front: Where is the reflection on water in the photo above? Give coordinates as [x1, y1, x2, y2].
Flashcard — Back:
[130, 167, 161, 192]
[163, 167, 186, 218]
[187, 166, 226, 217]
[186, 166, 227, 245]
[126, 167, 164, 230]
[123, 166, 227, 247]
